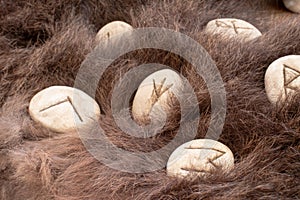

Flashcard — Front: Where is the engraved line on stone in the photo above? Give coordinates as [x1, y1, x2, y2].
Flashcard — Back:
[184, 147, 226, 168]
[230, 21, 252, 33]
[283, 64, 300, 96]
[67, 96, 83, 122]
[232, 22, 239, 34]
[285, 77, 300, 86]
[150, 78, 173, 105]
[207, 150, 226, 166]
[180, 167, 208, 173]
[215, 20, 252, 34]
[153, 78, 165, 98]
[39, 98, 69, 112]
[159, 79, 174, 97]
[185, 147, 226, 154]
[39, 96, 83, 122]
[284, 64, 300, 74]
[142, 78, 174, 118]
[286, 85, 300, 91]
[207, 159, 219, 168]
[283, 64, 300, 86]
[283, 64, 288, 97]
[215, 20, 232, 28]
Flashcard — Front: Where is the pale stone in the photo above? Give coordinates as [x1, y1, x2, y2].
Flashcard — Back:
[283, 0, 300, 13]
[132, 69, 183, 125]
[167, 139, 234, 178]
[205, 18, 262, 42]
[29, 86, 101, 133]
[95, 21, 133, 44]
[265, 55, 300, 105]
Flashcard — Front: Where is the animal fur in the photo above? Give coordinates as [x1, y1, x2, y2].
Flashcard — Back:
[0, 0, 299, 199]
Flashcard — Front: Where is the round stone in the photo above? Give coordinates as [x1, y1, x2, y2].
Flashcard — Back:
[283, 0, 300, 13]
[95, 21, 133, 44]
[265, 55, 300, 105]
[29, 86, 101, 133]
[167, 139, 234, 178]
[205, 18, 262, 42]
[132, 69, 183, 125]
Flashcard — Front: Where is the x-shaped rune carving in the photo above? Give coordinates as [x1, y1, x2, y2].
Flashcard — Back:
[180, 147, 226, 173]
[215, 20, 252, 34]
[39, 96, 83, 122]
[283, 64, 300, 97]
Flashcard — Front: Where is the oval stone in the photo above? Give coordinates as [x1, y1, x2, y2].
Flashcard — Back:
[95, 21, 133, 44]
[205, 18, 262, 42]
[265, 55, 300, 105]
[167, 139, 234, 178]
[29, 86, 101, 133]
[283, 0, 300, 13]
[132, 69, 183, 125]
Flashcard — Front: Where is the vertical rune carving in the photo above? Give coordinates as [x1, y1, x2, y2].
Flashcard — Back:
[39, 96, 83, 122]
[148, 78, 173, 108]
[283, 64, 288, 97]
[231, 22, 239, 34]
[283, 64, 300, 97]
[215, 20, 252, 34]
[138, 77, 174, 123]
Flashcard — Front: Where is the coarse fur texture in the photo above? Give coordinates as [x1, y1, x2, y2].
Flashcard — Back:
[0, 0, 300, 199]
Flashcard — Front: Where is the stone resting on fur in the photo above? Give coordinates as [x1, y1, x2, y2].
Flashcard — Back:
[0, 0, 299, 199]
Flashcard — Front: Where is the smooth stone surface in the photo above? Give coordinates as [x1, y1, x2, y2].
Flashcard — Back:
[283, 0, 300, 13]
[205, 18, 262, 42]
[29, 86, 101, 133]
[265, 55, 300, 104]
[167, 139, 234, 178]
[95, 21, 133, 44]
[132, 69, 183, 125]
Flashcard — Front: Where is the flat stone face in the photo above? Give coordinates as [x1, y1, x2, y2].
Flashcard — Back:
[132, 69, 183, 125]
[29, 86, 101, 133]
[95, 21, 133, 44]
[167, 139, 234, 178]
[205, 18, 262, 42]
[283, 0, 300, 13]
[265, 55, 300, 105]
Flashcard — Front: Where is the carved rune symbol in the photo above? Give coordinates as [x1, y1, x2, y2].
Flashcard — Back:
[283, 64, 300, 96]
[215, 20, 252, 34]
[149, 78, 173, 107]
[39, 96, 83, 122]
[180, 147, 226, 172]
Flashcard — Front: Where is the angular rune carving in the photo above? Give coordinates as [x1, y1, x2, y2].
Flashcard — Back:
[39, 96, 83, 122]
[180, 147, 226, 172]
[149, 78, 173, 108]
[215, 20, 252, 34]
[283, 64, 300, 97]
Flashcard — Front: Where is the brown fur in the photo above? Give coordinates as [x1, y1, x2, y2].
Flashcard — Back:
[0, 0, 299, 199]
